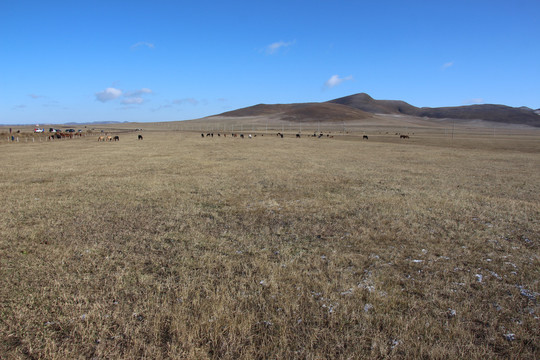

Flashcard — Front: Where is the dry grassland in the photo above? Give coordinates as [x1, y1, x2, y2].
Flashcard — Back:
[1, 130, 539, 359]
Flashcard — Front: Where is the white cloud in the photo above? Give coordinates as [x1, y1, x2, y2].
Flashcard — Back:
[95, 87, 122, 102]
[121, 97, 144, 105]
[442, 61, 454, 69]
[28, 94, 45, 99]
[125, 88, 153, 97]
[131, 42, 155, 49]
[96, 87, 152, 104]
[265, 40, 295, 54]
[324, 74, 353, 88]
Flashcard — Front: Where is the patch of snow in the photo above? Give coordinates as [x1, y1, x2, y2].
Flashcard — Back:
[503, 333, 516, 341]
[488, 271, 502, 280]
[517, 286, 539, 301]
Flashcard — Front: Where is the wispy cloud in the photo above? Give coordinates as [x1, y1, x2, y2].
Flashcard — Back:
[442, 61, 454, 69]
[12, 104, 26, 110]
[463, 98, 484, 105]
[96, 87, 153, 104]
[153, 97, 208, 112]
[173, 98, 199, 105]
[151, 104, 173, 112]
[121, 97, 144, 105]
[95, 87, 122, 102]
[324, 74, 353, 88]
[28, 94, 45, 99]
[125, 88, 153, 97]
[43, 100, 60, 108]
[131, 42, 155, 49]
[265, 40, 295, 54]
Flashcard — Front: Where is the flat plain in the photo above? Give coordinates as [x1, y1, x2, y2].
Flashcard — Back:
[1, 125, 539, 359]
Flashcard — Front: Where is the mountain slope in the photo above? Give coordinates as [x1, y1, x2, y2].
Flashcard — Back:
[327, 93, 419, 115]
[216, 102, 373, 122]
[415, 104, 540, 126]
[328, 93, 540, 127]
[213, 93, 540, 127]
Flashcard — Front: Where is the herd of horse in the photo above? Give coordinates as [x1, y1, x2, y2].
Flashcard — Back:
[200, 132, 341, 139]
[97, 134, 143, 141]
[97, 135, 120, 141]
[198, 132, 410, 140]
[92, 132, 409, 142]
[48, 132, 82, 140]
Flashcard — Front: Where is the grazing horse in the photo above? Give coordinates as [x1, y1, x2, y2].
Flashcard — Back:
[107, 136, 112, 141]
[363, 135, 369, 140]
[296, 133, 301, 138]
[400, 135, 409, 139]
[98, 136, 105, 141]
[138, 134, 143, 140]
[113, 136, 119, 141]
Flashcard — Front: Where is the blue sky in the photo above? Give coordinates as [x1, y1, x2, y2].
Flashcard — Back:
[1, 0, 539, 125]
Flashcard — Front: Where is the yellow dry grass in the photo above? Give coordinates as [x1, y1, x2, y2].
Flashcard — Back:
[1, 128, 539, 359]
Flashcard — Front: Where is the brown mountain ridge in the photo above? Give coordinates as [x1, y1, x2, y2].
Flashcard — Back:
[215, 102, 372, 122]
[215, 93, 540, 127]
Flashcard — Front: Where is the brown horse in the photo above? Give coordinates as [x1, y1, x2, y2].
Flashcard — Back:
[400, 135, 409, 139]
[98, 136, 105, 141]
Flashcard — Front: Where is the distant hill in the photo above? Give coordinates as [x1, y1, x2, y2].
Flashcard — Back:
[217, 102, 372, 122]
[327, 93, 418, 115]
[413, 104, 540, 126]
[64, 120, 130, 125]
[328, 93, 540, 127]
[214, 93, 540, 127]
